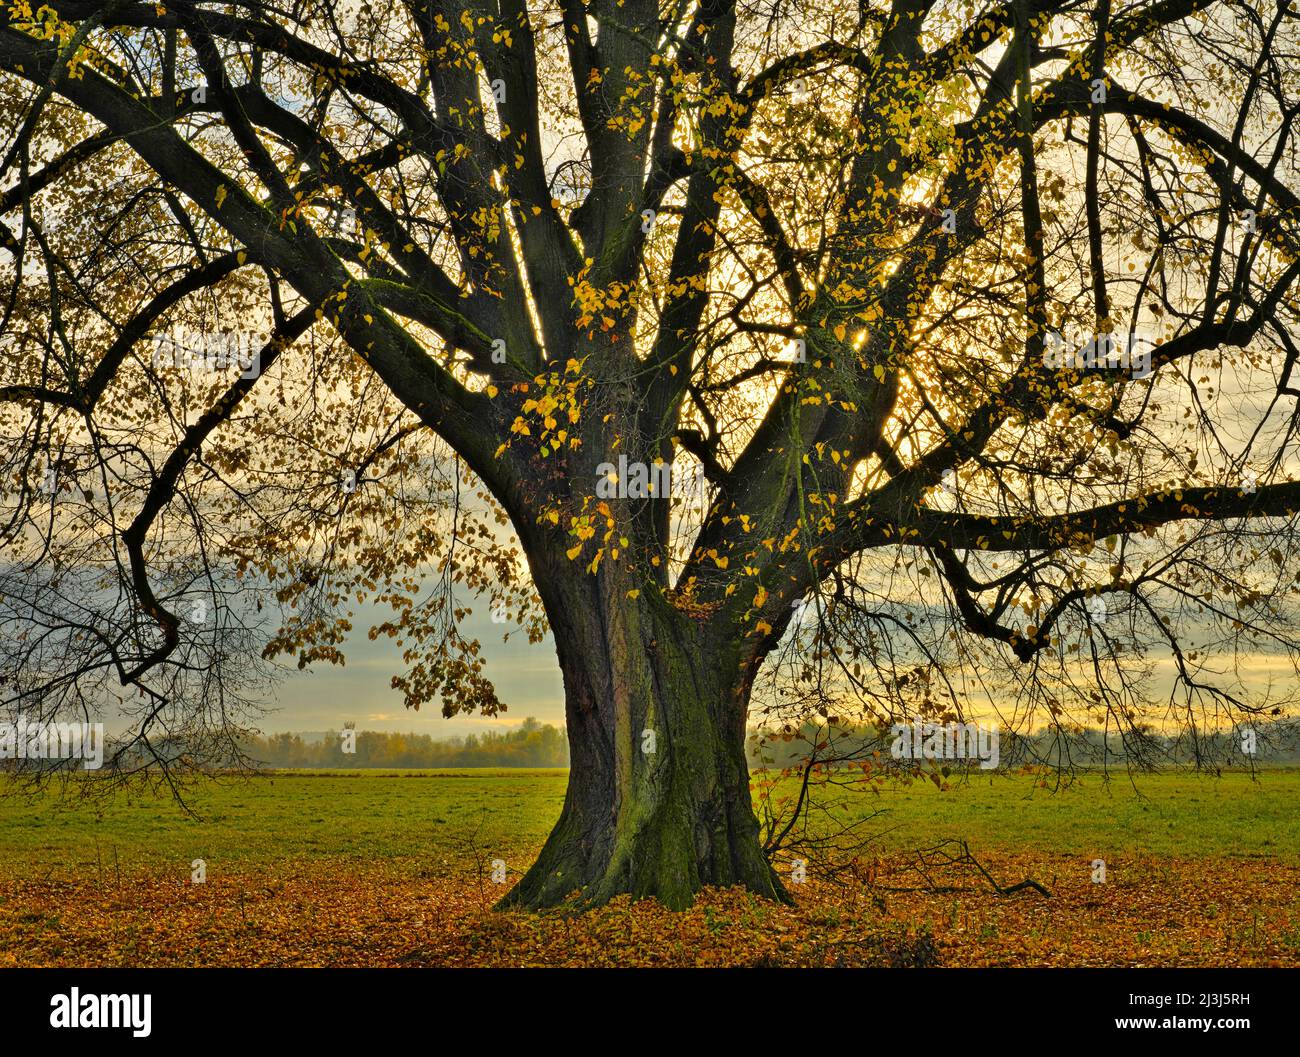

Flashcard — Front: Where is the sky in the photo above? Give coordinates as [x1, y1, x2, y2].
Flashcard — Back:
[260, 592, 566, 737]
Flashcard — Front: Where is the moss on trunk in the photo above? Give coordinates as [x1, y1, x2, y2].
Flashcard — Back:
[497, 571, 787, 911]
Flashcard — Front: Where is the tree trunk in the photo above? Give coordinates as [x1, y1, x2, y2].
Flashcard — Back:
[497, 566, 787, 911]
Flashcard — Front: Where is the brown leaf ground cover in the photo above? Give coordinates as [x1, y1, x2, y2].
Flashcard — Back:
[3, 850, 1296, 967]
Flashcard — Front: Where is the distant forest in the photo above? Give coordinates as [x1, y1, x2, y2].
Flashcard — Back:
[241, 716, 1300, 770]
[245, 717, 568, 769]
[747, 718, 1300, 769]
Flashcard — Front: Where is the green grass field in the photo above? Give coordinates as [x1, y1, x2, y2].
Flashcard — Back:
[2, 768, 1295, 878]
[3, 769, 1298, 967]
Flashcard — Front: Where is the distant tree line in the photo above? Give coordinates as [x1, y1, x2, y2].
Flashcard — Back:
[243, 714, 1300, 771]
[746, 719, 1300, 771]
[8, 713, 1294, 774]
[244, 717, 568, 769]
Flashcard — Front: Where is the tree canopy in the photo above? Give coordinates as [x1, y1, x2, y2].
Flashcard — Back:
[2, 0, 1299, 905]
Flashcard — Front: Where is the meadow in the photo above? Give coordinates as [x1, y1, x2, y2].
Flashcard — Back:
[1, 769, 1297, 967]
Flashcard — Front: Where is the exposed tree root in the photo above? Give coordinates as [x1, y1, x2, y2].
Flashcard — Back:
[873, 839, 1052, 899]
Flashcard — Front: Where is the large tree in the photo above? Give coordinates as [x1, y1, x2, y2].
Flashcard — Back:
[2, 0, 1299, 909]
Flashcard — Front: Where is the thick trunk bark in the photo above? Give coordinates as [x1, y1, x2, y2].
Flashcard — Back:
[497, 569, 787, 911]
